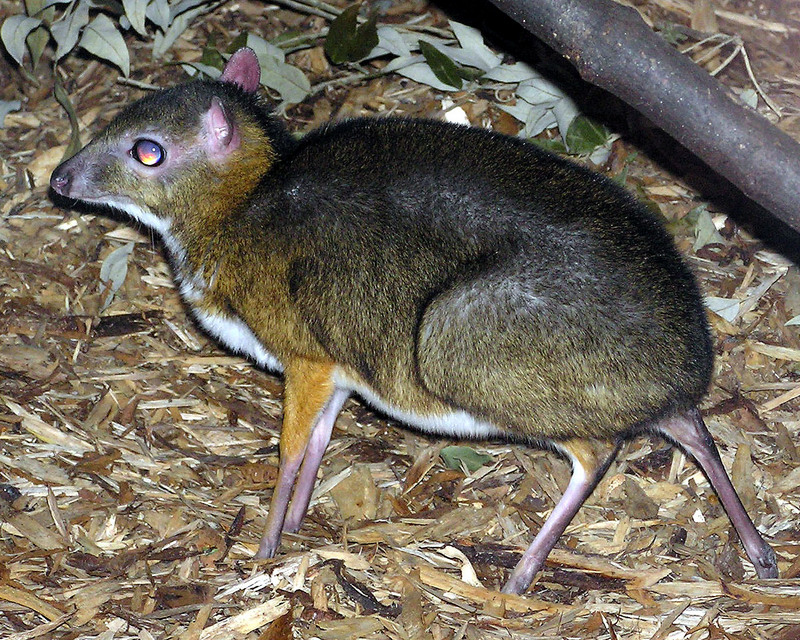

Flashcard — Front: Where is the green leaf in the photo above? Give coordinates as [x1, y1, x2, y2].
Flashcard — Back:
[324, 3, 378, 64]
[1, 15, 43, 66]
[270, 28, 305, 47]
[0, 100, 22, 128]
[531, 137, 567, 154]
[145, 0, 170, 32]
[246, 32, 285, 61]
[351, 11, 378, 59]
[54, 77, 82, 160]
[26, 24, 49, 68]
[440, 446, 493, 473]
[99, 242, 135, 312]
[373, 25, 410, 57]
[171, 0, 213, 17]
[705, 296, 739, 323]
[384, 56, 458, 92]
[325, 3, 359, 63]
[50, 0, 90, 62]
[611, 164, 629, 187]
[456, 66, 484, 82]
[564, 115, 612, 155]
[39, 0, 75, 10]
[689, 204, 725, 250]
[497, 102, 557, 138]
[200, 45, 225, 70]
[418, 39, 462, 89]
[151, 3, 207, 59]
[122, 0, 149, 37]
[659, 23, 689, 46]
[24, 0, 54, 68]
[450, 20, 501, 71]
[739, 88, 757, 108]
[483, 61, 537, 83]
[246, 33, 311, 104]
[227, 32, 248, 54]
[259, 59, 310, 105]
[79, 14, 130, 76]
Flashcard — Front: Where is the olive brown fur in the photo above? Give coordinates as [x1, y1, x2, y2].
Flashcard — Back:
[50, 48, 778, 593]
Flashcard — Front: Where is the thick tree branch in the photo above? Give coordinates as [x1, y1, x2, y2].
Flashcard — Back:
[486, 0, 800, 235]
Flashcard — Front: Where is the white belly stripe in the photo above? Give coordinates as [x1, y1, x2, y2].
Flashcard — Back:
[192, 308, 283, 373]
[159, 230, 494, 437]
[333, 370, 503, 439]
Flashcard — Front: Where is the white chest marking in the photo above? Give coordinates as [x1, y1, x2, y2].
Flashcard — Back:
[145, 228, 281, 373]
[192, 308, 283, 373]
[109, 200, 171, 237]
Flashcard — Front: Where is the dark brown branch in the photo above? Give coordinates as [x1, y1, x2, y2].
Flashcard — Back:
[486, 0, 800, 235]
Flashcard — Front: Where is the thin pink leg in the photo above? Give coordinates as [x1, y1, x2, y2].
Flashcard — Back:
[256, 452, 301, 559]
[503, 441, 619, 594]
[255, 388, 348, 559]
[656, 407, 778, 578]
[284, 389, 349, 532]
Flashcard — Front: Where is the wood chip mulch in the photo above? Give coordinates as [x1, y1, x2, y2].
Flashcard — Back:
[2, 0, 800, 638]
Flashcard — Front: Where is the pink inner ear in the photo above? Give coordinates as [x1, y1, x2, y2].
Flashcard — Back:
[220, 48, 261, 93]
[204, 97, 240, 158]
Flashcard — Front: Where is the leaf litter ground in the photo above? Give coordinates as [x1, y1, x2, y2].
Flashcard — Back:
[2, 0, 800, 638]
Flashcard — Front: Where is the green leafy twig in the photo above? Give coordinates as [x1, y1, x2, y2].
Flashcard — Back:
[53, 76, 82, 160]
[324, 3, 378, 64]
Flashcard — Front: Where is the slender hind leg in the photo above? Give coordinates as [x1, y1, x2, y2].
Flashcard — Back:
[655, 407, 778, 578]
[503, 439, 620, 594]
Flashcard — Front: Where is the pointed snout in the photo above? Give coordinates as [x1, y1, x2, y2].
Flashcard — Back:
[50, 152, 99, 201]
[50, 161, 76, 197]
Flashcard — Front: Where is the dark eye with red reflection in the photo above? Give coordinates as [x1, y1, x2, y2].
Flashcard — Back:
[131, 139, 165, 166]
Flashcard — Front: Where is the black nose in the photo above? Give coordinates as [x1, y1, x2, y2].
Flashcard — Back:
[50, 164, 73, 196]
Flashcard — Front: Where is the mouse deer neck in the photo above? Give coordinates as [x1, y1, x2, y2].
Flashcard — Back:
[169, 122, 272, 245]
[162, 122, 274, 298]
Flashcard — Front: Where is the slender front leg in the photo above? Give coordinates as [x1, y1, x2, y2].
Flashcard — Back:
[256, 357, 338, 559]
[503, 439, 619, 595]
[655, 407, 778, 579]
[283, 388, 350, 533]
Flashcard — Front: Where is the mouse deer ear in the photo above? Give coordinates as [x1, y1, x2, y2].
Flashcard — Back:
[203, 97, 241, 159]
[219, 48, 261, 93]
